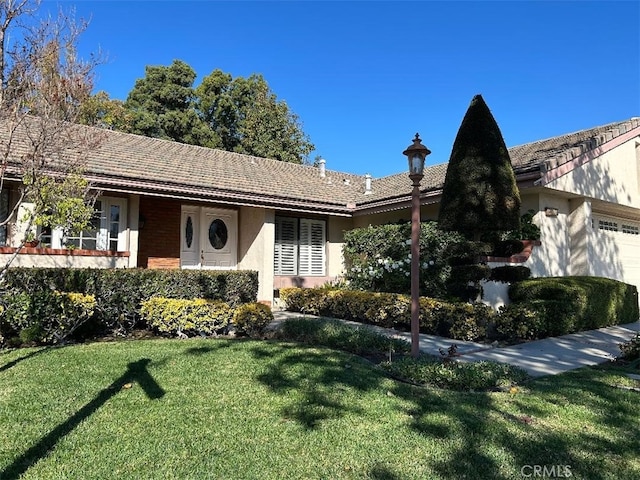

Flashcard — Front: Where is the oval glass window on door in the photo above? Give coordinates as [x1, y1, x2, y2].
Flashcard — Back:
[208, 219, 228, 250]
[185, 216, 194, 248]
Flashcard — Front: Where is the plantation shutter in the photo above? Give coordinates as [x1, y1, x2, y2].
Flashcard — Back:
[274, 217, 298, 275]
[299, 219, 326, 276]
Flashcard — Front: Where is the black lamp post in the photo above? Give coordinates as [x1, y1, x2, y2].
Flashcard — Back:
[403, 133, 431, 358]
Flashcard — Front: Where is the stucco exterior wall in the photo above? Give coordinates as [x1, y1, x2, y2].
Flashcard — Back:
[327, 216, 352, 278]
[237, 206, 274, 303]
[127, 194, 140, 268]
[568, 199, 591, 276]
[527, 192, 571, 278]
[0, 252, 129, 268]
[545, 136, 640, 208]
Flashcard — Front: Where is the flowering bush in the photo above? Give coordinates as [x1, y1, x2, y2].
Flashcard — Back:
[342, 221, 465, 297]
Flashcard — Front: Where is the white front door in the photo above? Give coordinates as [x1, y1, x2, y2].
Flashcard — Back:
[200, 207, 237, 269]
[181, 206, 237, 269]
[181, 206, 200, 267]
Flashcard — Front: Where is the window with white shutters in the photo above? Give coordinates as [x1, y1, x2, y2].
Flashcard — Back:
[274, 217, 326, 276]
[299, 219, 326, 275]
[274, 217, 298, 275]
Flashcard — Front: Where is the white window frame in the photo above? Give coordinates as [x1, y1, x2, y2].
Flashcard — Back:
[274, 216, 326, 276]
[0, 188, 8, 246]
[51, 196, 128, 251]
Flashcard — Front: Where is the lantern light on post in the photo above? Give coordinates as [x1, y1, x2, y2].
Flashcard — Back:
[403, 133, 431, 358]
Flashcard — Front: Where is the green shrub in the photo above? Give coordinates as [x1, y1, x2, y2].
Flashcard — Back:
[447, 303, 492, 341]
[140, 297, 232, 337]
[489, 266, 531, 283]
[494, 302, 546, 341]
[2, 268, 258, 335]
[280, 287, 490, 342]
[618, 332, 640, 361]
[380, 357, 529, 391]
[2, 290, 96, 345]
[232, 302, 273, 337]
[510, 276, 638, 330]
[449, 264, 491, 284]
[495, 300, 581, 342]
[490, 239, 524, 257]
[445, 241, 493, 266]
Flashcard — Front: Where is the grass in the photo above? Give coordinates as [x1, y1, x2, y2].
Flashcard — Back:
[1, 335, 639, 479]
[273, 317, 530, 391]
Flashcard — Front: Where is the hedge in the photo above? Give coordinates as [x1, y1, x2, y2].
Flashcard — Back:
[1, 268, 258, 335]
[1, 291, 96, 345]
[140, 297, 232, 337]
[279, 287, 492, 341]
[280, 277, 639, 344]
[508, 276, 639, 330]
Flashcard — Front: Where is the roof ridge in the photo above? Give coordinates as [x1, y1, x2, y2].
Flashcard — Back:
[536, 117, 640, 172]
[508, 117, 639, 150]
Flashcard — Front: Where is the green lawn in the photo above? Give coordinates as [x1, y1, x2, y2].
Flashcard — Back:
[1, 337, 639, 479]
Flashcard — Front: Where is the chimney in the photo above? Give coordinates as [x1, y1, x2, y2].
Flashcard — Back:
[364, 174, 372, 194]
[318, 158, 326, 178]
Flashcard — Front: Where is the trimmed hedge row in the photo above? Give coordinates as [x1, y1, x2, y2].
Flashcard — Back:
[508, 276, 639, 329]
[280, 276, 639, 343]
[279, 287, 492, 341]
[1, 268, 258, 335]
[2, 294, 272, 346]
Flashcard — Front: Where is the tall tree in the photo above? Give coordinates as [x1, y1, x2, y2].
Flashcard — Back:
[124, 59, 218, 147]
[438, 94, 521, 241]
[0, 0, 103, 279]
[78, 90, 132, 131]
[196, 70, 314, 163]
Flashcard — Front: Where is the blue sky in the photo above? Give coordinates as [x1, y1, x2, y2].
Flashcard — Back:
[50, 0, 640, 178]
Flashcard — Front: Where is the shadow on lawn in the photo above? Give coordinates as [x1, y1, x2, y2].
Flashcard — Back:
[251, 341, 639, 479]
[251, 342, 380, 430]
[0, 347, 52, 373]
[1, 358, 165, 480]
[395, 368, 639, 479]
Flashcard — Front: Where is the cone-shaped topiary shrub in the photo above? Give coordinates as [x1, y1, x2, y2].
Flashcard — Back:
[438, 94, 521, 241]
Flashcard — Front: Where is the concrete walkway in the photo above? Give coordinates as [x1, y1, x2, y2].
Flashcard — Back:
[271, 310, 640, 378]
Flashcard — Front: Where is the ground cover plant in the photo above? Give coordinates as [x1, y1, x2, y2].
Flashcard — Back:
[2, 337, 638, 479]
[273, 317, 528, 392]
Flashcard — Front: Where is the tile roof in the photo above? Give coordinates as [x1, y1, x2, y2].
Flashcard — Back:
[87, 129, 367, 213]
[3, 116, 639, 215]
[357, 117, 640, 207]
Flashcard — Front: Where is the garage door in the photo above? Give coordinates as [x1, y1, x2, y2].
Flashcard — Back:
[591, 214, 640, 291]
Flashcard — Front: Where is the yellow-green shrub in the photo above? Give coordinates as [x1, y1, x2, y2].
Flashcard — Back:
[232, 302, 273, 337]
[2, 290, 96, 345]
[140, 297, 231, 337]
[280, 287, 490, 341]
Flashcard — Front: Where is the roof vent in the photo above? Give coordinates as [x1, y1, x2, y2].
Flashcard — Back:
[364, 174, 372, 194]
[343, 178, 350, 185]
[318, 158, 326, 178]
